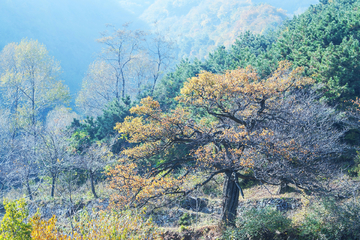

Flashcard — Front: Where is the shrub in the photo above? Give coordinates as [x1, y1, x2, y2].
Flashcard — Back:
[179, 225, 188, 232]
[30, 213, 69, 240]
[223, 207, 291, 240]
[30, 208, 161, 240]
[178, 212, 191, 226]
[1, 198, 161, 240]
[348, 151, 360, 177]
[299, 198, 360, 240]
[70, 209, 161, 239]
[0, 198, 32, 240]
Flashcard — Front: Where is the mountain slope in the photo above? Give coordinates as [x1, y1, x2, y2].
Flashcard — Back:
[252, 0, 319, 15]
[140, 0, 288, 59]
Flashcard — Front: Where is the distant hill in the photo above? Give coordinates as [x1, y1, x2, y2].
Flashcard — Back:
[252, 0, 319, 15]
[140, 0, 288, 59]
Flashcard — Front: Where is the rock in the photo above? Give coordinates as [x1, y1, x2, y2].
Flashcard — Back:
[181, 196, 209, 213]
[201, 207, 212, 214]
[276, 182, 289, 195]
[65, 202, 85, 218]
[28, 198, 110, 219]
[237, 198, 303, 213]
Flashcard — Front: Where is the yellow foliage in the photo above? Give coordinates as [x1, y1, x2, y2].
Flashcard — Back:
[30, 214, 70, 240]
[178, 61, 314, 112]
[0, 198, 32, 240]
[0, 198, 161, 240]
[29, 210, 161, 240]
[108, 158, 189, 207]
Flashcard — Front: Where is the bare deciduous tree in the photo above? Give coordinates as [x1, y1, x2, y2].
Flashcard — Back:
[76, 24, 175, 116]
[76, 143, 112, 198]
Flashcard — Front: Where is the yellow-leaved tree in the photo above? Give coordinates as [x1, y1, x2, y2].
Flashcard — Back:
[0, 39, 70, 135]
[110, 61, 346, 224]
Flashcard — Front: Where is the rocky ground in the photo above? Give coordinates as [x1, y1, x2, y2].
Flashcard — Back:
[27, 198, 110, 220]
[153, 183, 307, 239]
[0, 182, 309, 239]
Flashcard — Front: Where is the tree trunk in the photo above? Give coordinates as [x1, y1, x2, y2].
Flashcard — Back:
[122, 76, 125, 99]
[221, 171, 239, 225]
[89, 170, 98, 198]
[115, 74, 120, 100]
[276, 180, 288, 195]
[26, 175, 33, 200]
[51, 173, 56, 198]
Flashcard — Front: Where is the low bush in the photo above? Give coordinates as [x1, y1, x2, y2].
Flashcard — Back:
[0, 198, 32, 240]
[298, 198, 360, 240]
[178, 212, 192, 226]
[0, 198, 162, 240]
[348, 151, 360, 177]
[223, 207, 291, 240]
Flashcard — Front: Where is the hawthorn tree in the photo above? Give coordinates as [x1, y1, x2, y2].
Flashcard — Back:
[110, 61, 346, 224]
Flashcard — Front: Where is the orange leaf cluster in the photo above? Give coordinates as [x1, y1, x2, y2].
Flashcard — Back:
[108, 158, 188, 207]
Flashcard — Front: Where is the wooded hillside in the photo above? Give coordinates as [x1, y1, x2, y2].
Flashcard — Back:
[1, 0, 360, 239]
